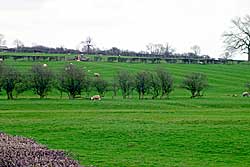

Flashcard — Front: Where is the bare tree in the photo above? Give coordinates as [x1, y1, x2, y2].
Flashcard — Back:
[146, 43, 174, 57]
[146, 43, 163, 55]
[13, 39, 24, 48]
[80, 37, 94, 54]
[146, 43, 155, 54]
[13, 39, 24, 52]
[223, 15, 250, 61]
[163, 43, 175, 57]
[221, 51, 233, 60]
[190, 45, 201, 56]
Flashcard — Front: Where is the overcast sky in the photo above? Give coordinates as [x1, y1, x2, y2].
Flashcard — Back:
[0, 0, 250, 59]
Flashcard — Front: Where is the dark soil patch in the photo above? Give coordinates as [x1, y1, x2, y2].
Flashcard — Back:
[0, 132, 83, 167]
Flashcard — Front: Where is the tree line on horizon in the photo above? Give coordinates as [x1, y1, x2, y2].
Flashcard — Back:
[1, 15, 249, 60]
[0, 41, 208, 60]
[84, 14, 250, 61]
[0, 63, 208, 100]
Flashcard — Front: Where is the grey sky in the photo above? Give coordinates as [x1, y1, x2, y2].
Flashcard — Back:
[1, 0, 250, 59]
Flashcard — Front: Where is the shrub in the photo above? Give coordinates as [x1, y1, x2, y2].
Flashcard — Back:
[149, 72, 161, 99]
[92, 77, 108, 96]
[156, 69, 174, 98]
[182, 72, 208, 98]
[117, 70, 134, 99]
[14, 74, 30, 98]
[29, 64, 54, 98]
[135, 71, 151, 99]
[0, 65, 21, 99]
[57, 64, 86, 99]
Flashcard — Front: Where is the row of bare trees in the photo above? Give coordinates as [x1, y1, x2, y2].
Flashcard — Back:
[0, 63, 208, 100]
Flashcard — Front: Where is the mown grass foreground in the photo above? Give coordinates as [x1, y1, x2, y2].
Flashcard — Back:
[1, 61, 250, 166]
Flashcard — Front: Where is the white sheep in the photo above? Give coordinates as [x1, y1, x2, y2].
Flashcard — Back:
[242, 92, 249, 97]
[94, 73, 100, 77]
[90, 95, 101, 100]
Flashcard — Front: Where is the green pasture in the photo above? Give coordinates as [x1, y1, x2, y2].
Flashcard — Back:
[1, 60, 250, 166]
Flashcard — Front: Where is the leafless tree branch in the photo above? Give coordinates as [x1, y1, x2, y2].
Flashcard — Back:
[223, 15, 250, 61]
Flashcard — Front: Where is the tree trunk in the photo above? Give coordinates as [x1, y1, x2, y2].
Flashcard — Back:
[7, 92, 10, 100]
[191, 91, 196, 98]
[10, 92, 13, 100]
[68, 93, 74, 99]
[7, 91, 13, 100]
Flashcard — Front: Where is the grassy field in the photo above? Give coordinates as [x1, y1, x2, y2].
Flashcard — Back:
[1, 61, 250, 166]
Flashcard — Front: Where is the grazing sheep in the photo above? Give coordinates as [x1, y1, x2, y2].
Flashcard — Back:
[242, 92, 249, 97]
[94, 73, 100, 77]
[43, 64, 48, 67]
[90, 95, 101, 100]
